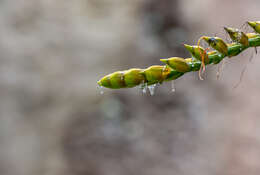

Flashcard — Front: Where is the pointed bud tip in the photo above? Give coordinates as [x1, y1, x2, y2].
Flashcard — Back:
[97, 80, 102, 86]
[184, 44, 193, 51]
[224, 26, 232, 32]
[160, 59, 167, 63]
[247, 21, 256, 27]
[202, 36, 210, 42]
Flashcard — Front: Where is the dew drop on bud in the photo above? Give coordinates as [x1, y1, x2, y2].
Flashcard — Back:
[140, 82, 148, 94]
[171, 81, 176, 93]
[148, 84, 156, 96]
[98, 85, 104, 95]
[142, 87, 147, 94]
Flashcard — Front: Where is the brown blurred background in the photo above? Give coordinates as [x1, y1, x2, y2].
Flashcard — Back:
[1, 0, 260, 175]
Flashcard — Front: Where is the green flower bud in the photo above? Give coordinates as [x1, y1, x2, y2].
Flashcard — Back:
[124, 69, 146, 88]
[160, 57, 191, 73]
[246, 33, 260, 39]
[98, 71, 126, 89]
[203, 36, 228, 56]
[248, 21, 260, 34]
[98, 69, 146, 89]
[184, 44, 209, 64]
[141, 65, 171, 85]
[224, 27, 249, 46]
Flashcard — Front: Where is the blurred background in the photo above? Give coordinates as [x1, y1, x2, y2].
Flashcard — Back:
[1, 0, 260, 175]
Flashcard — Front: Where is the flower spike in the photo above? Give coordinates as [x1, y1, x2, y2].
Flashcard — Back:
[98, 21, 260, 91]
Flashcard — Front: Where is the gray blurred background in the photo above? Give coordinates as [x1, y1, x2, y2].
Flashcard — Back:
[1, 0, 260, 175]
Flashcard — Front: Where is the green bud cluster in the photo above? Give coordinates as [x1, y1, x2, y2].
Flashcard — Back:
[98, 21, 260, 90]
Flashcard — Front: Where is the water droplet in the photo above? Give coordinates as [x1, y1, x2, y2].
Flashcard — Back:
[171, 81, 175, 93]
[218, 54, 222, 57]
[142, 87, 147, 94]
[140, 82, 148, 94]
[148, 84, 156, 96]
[98, 85, 104, 94]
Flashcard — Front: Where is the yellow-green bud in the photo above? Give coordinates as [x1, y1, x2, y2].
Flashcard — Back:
[247, 21, 260, 34]
[124, 69, 146, 88]
[98, 71, 126, 89]
[98, 69, 146, 89]
[203, 36, 228, 56]
[246, 33, 260, 39]
[160, 57, 191, 73]
[141, 65, 171, 85]
[98, 75, 111, 88]
[224, 27, 249, 46]
[184, 44, 209, 64]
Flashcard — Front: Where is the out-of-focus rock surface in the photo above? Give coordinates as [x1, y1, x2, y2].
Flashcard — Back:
[1, 0, 260, 175]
